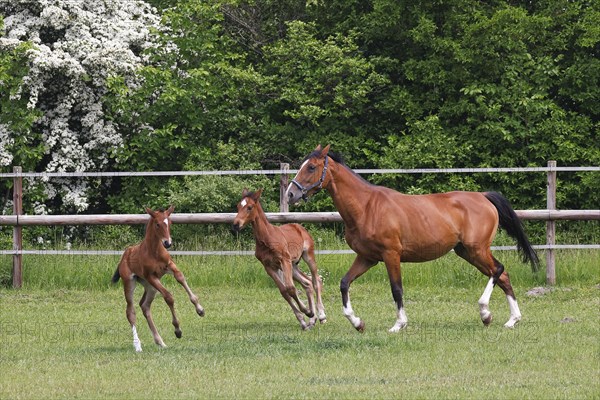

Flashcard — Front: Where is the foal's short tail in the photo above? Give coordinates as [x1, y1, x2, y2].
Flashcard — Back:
[111, 267, 121, 284]
[484, 192, 540, 272]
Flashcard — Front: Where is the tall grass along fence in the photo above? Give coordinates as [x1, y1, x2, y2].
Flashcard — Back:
[1, 162, 599, 288]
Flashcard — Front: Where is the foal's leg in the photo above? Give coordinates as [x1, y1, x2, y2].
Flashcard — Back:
[302, 250, 327, 323]
[168, 261, 205, 317]
[340, 255, 377, 332]
[292, 266, 317, 328]
[281, 260, 313, 318]
[266, 267, 309, 330]
[139, 280, 166, 348]
[123, 277, 142, 352]
[146, 275, 182, 338]
[383, 251, 408, 333]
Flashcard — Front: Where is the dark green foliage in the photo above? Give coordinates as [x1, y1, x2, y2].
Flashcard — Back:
[3, 1, 599, 216]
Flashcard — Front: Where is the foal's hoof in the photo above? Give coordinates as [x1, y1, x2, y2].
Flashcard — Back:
[175, 329, 182, 338]
[319, 318, 328, 324]
[197, 308, 205, 317]
[356, 321, 366, 333]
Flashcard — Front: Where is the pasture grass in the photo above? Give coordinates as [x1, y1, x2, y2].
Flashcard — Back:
[0, 251, 599, 399]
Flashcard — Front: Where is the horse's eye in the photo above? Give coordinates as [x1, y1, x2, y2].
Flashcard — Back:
[156, 223, 160, 228]
[308, 165, 316, 172]
[247, 206, 253, 211]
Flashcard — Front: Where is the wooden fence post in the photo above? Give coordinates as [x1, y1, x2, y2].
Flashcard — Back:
[12, 166, 23, 288]
[279, 163, 290, 212]
[546, 161, 556, 285]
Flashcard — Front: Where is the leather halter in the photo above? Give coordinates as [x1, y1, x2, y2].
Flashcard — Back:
[290, 154, 329, 201]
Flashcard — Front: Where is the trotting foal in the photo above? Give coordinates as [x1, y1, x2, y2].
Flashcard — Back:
[112, 206, 204, 352]
[232, 189, 326, 330]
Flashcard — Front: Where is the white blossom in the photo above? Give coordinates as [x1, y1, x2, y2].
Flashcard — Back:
[0, 0, 163, 210]
[0, 124, 14, 166]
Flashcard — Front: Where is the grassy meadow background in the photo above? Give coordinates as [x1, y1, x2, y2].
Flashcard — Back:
[1, 240, 599, 399]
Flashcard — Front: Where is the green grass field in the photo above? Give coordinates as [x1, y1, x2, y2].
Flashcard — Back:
[1, 250, 599, 399]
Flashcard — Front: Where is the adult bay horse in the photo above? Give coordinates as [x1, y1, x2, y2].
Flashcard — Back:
[111, 206, 205, 351]
[286, 145, 539, 333]
[233, 189, 326, 330]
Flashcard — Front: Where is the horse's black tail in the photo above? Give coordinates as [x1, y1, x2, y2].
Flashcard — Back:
[111, 267, 121, 284]
[484, 191, 540, 272]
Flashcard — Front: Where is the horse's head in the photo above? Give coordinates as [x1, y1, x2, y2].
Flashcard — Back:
[286, 144, 331, 205]
[232, 188, 262, 232]
[145, 205, 175, 249]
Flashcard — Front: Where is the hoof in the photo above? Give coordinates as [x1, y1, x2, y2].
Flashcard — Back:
[175, 329, 182, 338]
[355, 320, 365, 333]
[504, 317, 520, 329]
[319, 318, 327, 324]
[197, 308, 205, 317]
[305, 311, 315, 318]
[482, 314, 493, 326]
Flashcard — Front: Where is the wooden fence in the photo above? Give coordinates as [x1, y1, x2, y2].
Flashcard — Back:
[1, 162, 599, 288]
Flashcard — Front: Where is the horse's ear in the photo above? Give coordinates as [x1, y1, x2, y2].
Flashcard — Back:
[166, 205, 175, 215]
[242, 188, 250, 197]
[321, 144, 331, 157]
[145, 207, 155, 217]
[314, 144, 322, 152]
[253, 188, 263, 200]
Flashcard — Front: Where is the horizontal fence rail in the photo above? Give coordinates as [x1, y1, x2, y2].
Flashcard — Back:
[2, 162, 599, 288]
[1, 166, 599, 178]
[1, 210, 599, 226]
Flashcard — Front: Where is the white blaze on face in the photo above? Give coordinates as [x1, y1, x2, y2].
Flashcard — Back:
[286, 159, 310, 196]
[163, 218, 171, 244]
[241, 199, 247, 207]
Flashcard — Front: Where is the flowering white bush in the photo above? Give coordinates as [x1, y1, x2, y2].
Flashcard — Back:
[0, 0, 162, 211]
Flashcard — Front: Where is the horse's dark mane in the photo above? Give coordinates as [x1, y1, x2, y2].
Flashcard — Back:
[243, 191, 257, 199]
[302, 150, 345, 164]
[303, 149, 374, 187]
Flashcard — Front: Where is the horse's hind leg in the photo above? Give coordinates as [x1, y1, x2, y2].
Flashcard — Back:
[495, 262, 521, 328]
[123, 277, 142, 352]
[139, 280, 166, 348]
[455, 244, 521, 328]
[302, 250, 327, 323]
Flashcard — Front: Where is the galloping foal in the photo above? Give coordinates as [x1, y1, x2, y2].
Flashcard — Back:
[112, 206, 204, 352]
[232, 189, 326, 330]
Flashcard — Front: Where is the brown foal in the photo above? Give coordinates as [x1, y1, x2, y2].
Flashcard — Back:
[287, 145, 539, 332]
[112, 206, 204, 351]
[233, 189, 326, 330]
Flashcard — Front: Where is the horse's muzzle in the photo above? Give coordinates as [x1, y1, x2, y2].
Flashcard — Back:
[286, 185, 304, 205]
[232, 223, 242, 233]
[163, 240, 172, 249]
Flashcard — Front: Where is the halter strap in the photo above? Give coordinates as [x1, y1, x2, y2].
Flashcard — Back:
[291, 154, 329, 200]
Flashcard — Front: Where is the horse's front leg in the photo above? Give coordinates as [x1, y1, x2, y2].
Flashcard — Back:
[281, 260, 313, 318]
[169, 261, 205, 317]
[147, 275, 182, 339]
[138, 280, 166, 348]
[266, 267, 309, 330]
[340, 255, 377, 332]
[383, 251, 408, 332]
[292, 265, 317, 328]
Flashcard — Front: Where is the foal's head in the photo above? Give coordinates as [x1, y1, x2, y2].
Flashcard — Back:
[232, 189, 263, 232]
[145, 205, 175, 249]
[287, 144, 331, 205]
